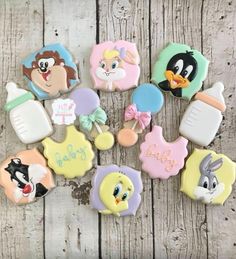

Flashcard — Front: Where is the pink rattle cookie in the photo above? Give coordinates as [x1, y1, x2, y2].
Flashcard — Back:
[0, 148, 55, 204]
[117, 83, 164, 147]
[90, 40, 140, 92]
[90, 165, 143, 216]
[69, 87, 114, 151]
[139, 126, 188, 179]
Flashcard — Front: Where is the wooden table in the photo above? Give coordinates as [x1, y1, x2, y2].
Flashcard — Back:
[0, 0, 235, 258]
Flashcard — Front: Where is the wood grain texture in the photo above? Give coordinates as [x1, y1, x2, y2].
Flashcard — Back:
[0, 0, 235, 258]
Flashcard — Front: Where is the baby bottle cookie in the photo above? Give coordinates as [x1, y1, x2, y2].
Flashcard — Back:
[22, 43, 79, 100]
[4, 82, 53, 144]
[151, 43, 209, 100]
[0, 148, 55, 205]
[90, 40, 140, 92]
[179, 82, 226, 146]
[42, 125, 94, 178]
[181, 149, 236, 204]
[90, 165, 143, 216]
[117, 83, 164, 147]
[139, 126, 188, 179]
[69, 88, 114, 151]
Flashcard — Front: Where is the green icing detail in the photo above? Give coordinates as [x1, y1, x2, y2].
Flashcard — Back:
[4, 92, 35, 111]
[151, 43, 209, 100]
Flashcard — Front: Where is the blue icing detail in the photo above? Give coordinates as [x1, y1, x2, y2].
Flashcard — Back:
[131, 83, 164, 114]
[22, 43, 78, 100]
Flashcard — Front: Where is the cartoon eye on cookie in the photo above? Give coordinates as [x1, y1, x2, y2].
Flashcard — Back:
[181, 149, 236, 205]
[90, 165, 143, 216]
[151, 43, 209, 100]
[22, 44, 78, 100]
[0, 149, 55, 205]
[90, 40, 140, 92]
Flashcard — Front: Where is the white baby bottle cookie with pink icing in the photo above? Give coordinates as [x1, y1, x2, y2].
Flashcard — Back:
[90, 40, 140, 92]
[179, 82, 226, 146]
[139, 126, 188, 179]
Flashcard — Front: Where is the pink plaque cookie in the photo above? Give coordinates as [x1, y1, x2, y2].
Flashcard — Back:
[90, 40, 140, 92]
[139, 126, 188, 179]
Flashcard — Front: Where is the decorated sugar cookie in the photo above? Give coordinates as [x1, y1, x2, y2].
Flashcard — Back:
[117, 83, 164, 147]
[51, 98, 76, 125]
[90, 165, 143, 216]
[42, 125, 94, 178]
[151, 43, 209, 100]
[139, 126, 188, 179]
[181, 149, 236, 204]
[4, 82, 53, 144]
[69, 88, 114, 151]
[0, 148, 55, 204]
[179, 82, 226, 146]
[22, 43, 79, 100]
[90, 40, 140, 91]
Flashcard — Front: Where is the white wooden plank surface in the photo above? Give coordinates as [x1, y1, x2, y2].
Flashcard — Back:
[0, 0, 235, 258]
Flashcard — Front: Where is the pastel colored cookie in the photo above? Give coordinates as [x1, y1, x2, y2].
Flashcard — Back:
[42, 125, 94, 178]
[179, 82, 226, 146]
[90, 165, 143, 216]
[22, 43, 79, 100]
[151, 43, 209, 100]
[131, 83, 164, 114]
[51, 98, 76, 125]
[4, 82, 53, 144]
[90, 40, 140, 92]
[0, 148, 55, 204]
[69, 88, 114, 151]
[139, 126, 188, 179]
[181, 149, 236, 204]
[117, 84, 164, 147]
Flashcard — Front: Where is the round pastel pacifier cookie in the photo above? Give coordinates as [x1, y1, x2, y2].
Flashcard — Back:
[90, 40, 140, 92]
[90, 165, 143, 216]
[151, 43, 209, 100]
[117, 83, 164, 147]
[181, 149, 236, 205]
[22, 43, 79, 100]
[0, 148, 55, 205]
[42, 125, 94, 178]
[139, 126, 188, 179]
[69, 88, 114, 151]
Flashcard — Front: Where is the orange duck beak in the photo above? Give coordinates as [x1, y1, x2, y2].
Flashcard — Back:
[115, 197, 121, 204]
[165, 70, 190, 89]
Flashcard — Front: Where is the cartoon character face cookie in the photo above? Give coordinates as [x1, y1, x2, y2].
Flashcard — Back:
[22, 44, 79, 100]
[69, 88, 114, 151]
[90, 165, 143, 216]
[179, 82, 226, 146]
[4, 82, 53, 144]
[181, 149, 236, 204]
[151, 43, 209, 100]
[90, 40, 140, 91]
[139, 126, 188, 179]
[117, 83, 164, 147]
[0, 149, 55, 204]
[42, 125, 94, 179]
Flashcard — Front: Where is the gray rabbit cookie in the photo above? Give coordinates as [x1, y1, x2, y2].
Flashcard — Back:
[181, 149, 236, 205]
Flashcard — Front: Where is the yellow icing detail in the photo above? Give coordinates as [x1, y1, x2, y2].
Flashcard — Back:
[94, 132, 114, 151]
[99, 172, 134, 216]
[181, 149, 236, 205]
[42, 125, 94, 178]
[103, 49, 119, 59]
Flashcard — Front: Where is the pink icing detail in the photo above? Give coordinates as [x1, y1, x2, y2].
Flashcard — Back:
[90, 40, 140, 91]
[124, 104, 151, 130]
[139, 126, 188, 179]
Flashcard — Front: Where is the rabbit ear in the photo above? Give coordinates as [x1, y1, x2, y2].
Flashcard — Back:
[209, 158, 223, 172]
[123, 51, 138, 65]
[200, 153, 212, 173]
